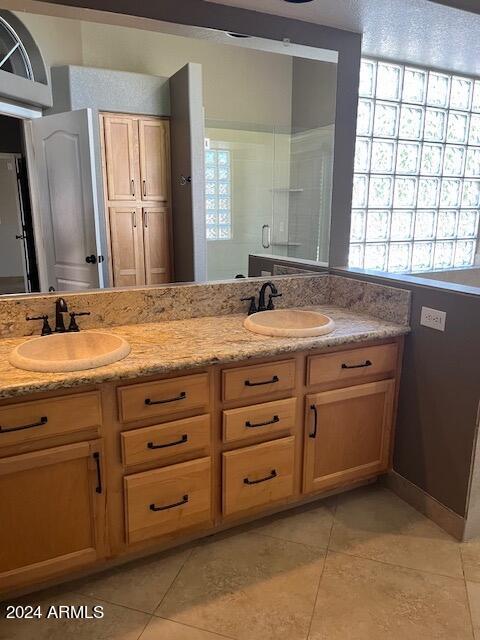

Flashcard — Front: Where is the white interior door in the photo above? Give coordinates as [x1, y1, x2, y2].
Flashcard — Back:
[29, 108, 101, 291]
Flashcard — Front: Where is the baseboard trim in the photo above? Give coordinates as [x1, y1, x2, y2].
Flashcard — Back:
[382, 470, 465, 541]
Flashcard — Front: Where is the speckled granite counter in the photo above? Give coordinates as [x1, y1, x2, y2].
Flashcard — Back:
[0, 305, 409, 399]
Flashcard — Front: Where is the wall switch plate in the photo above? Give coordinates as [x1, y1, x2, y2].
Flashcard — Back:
[420, 306, 447, 331]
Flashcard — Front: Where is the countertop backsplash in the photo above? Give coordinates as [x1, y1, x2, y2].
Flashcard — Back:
[0, 274, 410, 339]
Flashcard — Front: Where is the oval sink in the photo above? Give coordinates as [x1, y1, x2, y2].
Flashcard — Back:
[9, 331, 131, 373]
[244, 309, 335, 338]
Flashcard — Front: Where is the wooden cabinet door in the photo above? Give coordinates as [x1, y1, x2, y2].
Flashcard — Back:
[138, 119, 170, 202]
[303, 380, 395, 494]
[142, 206, 171, 284]
[0, 440, 106, 593]
[103, 115, 138, 201]
[109, 207, 145, 287]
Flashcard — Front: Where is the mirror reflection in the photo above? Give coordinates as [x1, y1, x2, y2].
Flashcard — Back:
[0, 8, 337, 295]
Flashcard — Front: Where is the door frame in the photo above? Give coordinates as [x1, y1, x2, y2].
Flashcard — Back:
[0, 152, 29, 292]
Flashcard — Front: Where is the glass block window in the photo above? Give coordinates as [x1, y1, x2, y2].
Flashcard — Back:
[350, 59, 480, 272]
[205, 148, 232, 240]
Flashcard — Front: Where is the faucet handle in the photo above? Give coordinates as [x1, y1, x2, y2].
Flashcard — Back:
[26, 315, 52, 336]
[241, 296, 258, 316]
[68, 311, 91, 332]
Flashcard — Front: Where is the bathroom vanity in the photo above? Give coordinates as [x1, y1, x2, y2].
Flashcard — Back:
[0, 297, 407, 597]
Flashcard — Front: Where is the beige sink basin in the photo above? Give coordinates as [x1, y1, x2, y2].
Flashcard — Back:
[244, 309, 335, 338]
[9, 331, 131, 373]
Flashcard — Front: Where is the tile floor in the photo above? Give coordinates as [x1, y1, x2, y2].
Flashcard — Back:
[1, 485, 480, 640]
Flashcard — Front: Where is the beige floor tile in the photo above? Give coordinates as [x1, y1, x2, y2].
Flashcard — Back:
[309, 551, 473, 640]
[156, 530, 326, 640]
[330, 486, 463, 577]
[467, 581, 480, 639]
[139, 617, 233, 639]
[71, 548, 191, 613]
[0, 591, 150, 640]
[462, 540, 480, 582]
[246, 498, 335, 549]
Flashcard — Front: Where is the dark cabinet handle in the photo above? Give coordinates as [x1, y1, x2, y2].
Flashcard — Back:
[145, 391, 187, 406]
[85, 254, 97, 264]
[93, 451, 102, 494]
[244, 375, 279, 387]
[245, 415, 279, 429]
[0, 416, 47, 434]
[341, 359, 372, 369]
[143, 179, 147, 197]
[150, 494, 189, 512]
[147, 434, 188, 449]
[244, 469, 277, 485]
[309, 404, 318, 439]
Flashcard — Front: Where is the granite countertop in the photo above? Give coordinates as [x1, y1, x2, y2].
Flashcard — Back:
[0, 305, 410, 399]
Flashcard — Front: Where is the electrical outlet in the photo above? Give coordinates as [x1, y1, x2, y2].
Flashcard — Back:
[420, 306, 447, 331]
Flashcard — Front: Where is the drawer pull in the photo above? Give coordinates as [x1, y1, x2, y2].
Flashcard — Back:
[150, 494, 189, 512]
[309, 404, 318, 439]
[245, 415, 280, 429]
[147, 434, 188, 449]
[244, 375, 279, 387]
[244, 469, 277, 485]
[145, 391, 187, 406]
[93, 451, 103, 494]
[341, 359, 372, 370]
[0, 416, 47, 434]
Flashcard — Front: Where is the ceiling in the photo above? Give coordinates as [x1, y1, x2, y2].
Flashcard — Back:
[204, 0, 480, 77]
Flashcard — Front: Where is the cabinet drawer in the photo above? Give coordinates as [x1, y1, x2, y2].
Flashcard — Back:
[222, 360, 296, 403]
[121, 414, 210, 468]
[307, 343, 398, 387]
[223, 398, 296, 444]
[118, 373, 209, 423]
[124, 457, 211, 544]
[0, 392, 102, 448]
[222, 436, 295, 516]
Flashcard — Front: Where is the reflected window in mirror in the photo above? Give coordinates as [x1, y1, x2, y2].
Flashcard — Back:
[205, 146, 232, 241]
[350, 59, 480, 273]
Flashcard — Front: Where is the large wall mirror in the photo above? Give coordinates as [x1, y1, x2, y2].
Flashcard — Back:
[0, 4, 341, 295]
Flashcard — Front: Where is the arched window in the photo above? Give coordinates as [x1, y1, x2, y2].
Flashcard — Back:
[0, 10, 49, 90]
[0, 14, 34, 80]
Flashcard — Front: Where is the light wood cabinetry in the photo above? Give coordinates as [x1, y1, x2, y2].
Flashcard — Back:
[303, 379, 395, 494]
[100, 113, 173, 287]
[124, 457, 211, 544]
[118, 373, 209, 423]
[223, 397, 296, 444]
[138, 119, 170, 202]
[108, 207, 145, 287]
[1, 337, 403, 598]
[121, 414, 211, 468]
[0, 391, 101, 449]
[0, 439, 105, 592]
[223, 436, 295, 516]
[103, 115, 138, 202]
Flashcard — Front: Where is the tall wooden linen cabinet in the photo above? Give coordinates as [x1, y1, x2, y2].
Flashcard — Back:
[100, 113, 173, 287]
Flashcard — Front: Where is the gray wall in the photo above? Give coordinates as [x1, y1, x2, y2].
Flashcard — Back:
[291, 59, 337, 133]
[331, 268, 480, 518]
[41, 0, 362, 269]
